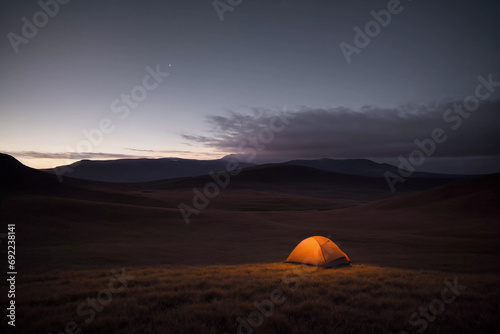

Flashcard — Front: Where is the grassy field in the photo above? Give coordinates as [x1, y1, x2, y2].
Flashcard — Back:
[15, 263, 500, 334]
[3, 191, 499, 274]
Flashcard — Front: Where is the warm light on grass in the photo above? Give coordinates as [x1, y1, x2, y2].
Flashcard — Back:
[18, 263, 500, 334]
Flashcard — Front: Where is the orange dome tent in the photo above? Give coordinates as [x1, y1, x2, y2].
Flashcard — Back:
[286, 236, 350, 268]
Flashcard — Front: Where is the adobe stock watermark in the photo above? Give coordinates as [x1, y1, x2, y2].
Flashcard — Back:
[213, 0, 243, 22]
[178, 109, 295, 224]
[384, 73, 499, 192]
[7, 0, 72, 54]
[399, 277, 466, 334]
[339, 0, 409, 64]
[224, 259, 319, 334]
[54, 63, 170, 182]
[48, 268, 135, 334]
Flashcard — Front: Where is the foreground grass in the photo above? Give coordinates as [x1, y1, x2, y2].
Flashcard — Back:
[15, 263, 500, 334]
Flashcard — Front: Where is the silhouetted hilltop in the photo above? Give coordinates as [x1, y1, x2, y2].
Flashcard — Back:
[42, 157, 255, 182]
[282, 158, 466, 178]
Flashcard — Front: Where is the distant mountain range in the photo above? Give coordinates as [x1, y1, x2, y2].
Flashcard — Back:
[41, 157, 255, 183]
[40, 156, 465, 183]
[2, 152, 499, 213]
[281, 158, 465, 179]
[0, 152, 472, 205]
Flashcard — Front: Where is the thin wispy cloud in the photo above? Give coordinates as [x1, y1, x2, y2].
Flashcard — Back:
[3, 149, 223, 162]
[3, 151, 145, 160]
[125, 148, 221, 157]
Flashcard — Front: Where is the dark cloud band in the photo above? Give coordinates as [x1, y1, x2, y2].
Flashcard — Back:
[183, 100, 500, 162]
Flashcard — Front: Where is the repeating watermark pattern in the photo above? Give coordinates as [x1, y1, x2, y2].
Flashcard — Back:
[48, 268, 135, 334]
[384, 73, 500, 192]
[54, 63, 171, 182]
[399, 277, 466, 334]
[178, 108, 295, 224]
[339, 0, 410, 64]
[224, 260, 319, 334]
[7, 0, 72, 54]
[223, 235, 343, 333]
[213, 0, 243, 22]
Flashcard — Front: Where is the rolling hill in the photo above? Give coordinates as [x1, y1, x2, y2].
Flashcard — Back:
[140, 163, 463, 202]
[2, 153, 461, 203]
[0, 153, 168, 208]
[2, 152, 499, 274]
[41, 157, 255, 182]
[282, 158, 467, 178]
[41, 156, 468, 183]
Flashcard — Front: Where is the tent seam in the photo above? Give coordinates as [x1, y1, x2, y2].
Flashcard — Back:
[313, 238, 328, 266]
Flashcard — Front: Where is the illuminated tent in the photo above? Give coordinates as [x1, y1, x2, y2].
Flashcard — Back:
[285, 236, 350, 268]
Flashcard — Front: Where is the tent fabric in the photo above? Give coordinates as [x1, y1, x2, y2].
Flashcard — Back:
[285, 236, 350, 268]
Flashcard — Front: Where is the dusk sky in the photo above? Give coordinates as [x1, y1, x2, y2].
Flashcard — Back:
[1, 0, 499, 173]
